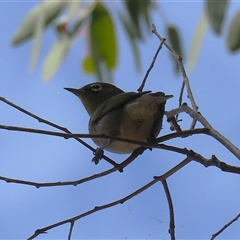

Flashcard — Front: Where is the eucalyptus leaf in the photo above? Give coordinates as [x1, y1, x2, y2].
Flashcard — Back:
[83, 56, 95, 73]
[187, 12, 208, 72]
[124, 0, 151, 40]
[89, 3, 117, 81]
[227, 10, 240, 52]
[167, 24, 183, 74]
[206, 0, 228, 35]
[29, 12, 44, 71]
[42, 34, 72, 80]
[12, 1, 64, 45]
[119, 13, 141, 71]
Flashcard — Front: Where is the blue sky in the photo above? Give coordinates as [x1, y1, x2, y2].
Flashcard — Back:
[1, 1, 240, 240]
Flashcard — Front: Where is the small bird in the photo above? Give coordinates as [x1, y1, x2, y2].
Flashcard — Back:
[65, 82, 173, 154]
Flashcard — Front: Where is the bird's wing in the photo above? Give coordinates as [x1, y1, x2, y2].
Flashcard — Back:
[91, 91, 151, 123]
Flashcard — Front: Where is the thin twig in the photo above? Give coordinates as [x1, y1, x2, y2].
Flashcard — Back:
[211, 212, 240, 240]
[156, 128, 209, 142]
[0, 168, 115, 188]
[27, 157, 190, 240]
[154, 157, 192, 180]
[0, 96, 120, 169]
[2, 143, 239, 188]
[137, 37, 166, 92]
[152, 24, 198, 129]
[162, 180, 175, 240]
[0, 124, 209, 149]
[176, 80, 185, 122]
[68, 221, 74, 240]
[5, 121, 239, 164]
[156, 144, 240, 174]
[0, 148, 148, 188]
[27, 178, 159, 240]
[179, 80, 185, 107]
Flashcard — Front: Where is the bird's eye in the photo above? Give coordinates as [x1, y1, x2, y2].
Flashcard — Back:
[90, 84, 102, 92]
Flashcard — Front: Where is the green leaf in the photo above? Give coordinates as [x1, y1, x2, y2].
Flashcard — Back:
[29, 12, 44, 71]
[89, 3, 117, 81]
[42, 34, 71, 80]
[227, 10, 240, 52]
[206, 0, 228, 35]
[124, 0, 152, 40]
[82, 56, 95, 73]
[167, 24, 183, 74]
[119, 1, 152, 72]
[187, 12, 208, 72]
[119, 13, 141, 71]
[12, 1, 64, 45]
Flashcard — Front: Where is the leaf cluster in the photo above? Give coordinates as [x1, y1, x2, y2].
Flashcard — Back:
[11, 1, 240, 81]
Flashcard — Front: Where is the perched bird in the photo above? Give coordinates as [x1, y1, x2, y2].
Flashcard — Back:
[65, 82, 173, 154]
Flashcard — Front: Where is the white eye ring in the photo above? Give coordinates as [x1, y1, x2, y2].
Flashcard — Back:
[90, 83, 102, 92]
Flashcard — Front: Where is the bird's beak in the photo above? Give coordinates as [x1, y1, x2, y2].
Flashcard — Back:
[166, 94, 174, 100]
[64, 87, 80, 96]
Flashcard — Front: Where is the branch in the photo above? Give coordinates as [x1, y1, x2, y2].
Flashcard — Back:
[156, 144, 240, 174]
[154, 158, 192, 240]
[28, 157, 191, 240]
[211, 212, 240, 240]
[0, 124, 209, 149]
[156, 128, 209, 142]
[152, 23, 198, 129]
[162, 180, 175, 240]
[27, 178, 159, 239]
[165, 104, 240, 160]
[1, 123, 239, 189]
[0, 96, 120, 170]
[0, 168, 115, 188]
[137, 37, 166, 92]
[68, 221, 74, 240]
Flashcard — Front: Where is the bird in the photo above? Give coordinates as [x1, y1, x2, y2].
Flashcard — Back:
[65, 82, 173, 154]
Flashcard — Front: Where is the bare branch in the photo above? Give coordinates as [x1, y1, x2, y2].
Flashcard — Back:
[137, 37, 166, 92]
[156, 128, 210, 142]
[152, 24, 198, 129]
[166, 104, 240, 160]
[27, 178, 159, 240]
[211, 212, 240, 240]
[156, 144, 240, 174]
[0, 167, 115, 188]
[0, 124, 209, 146]
[27, 157, 191, 240]
[0, 96, 68, 132]
[154, 157, 192, 180]
[162, 180, 175, 240]
[0, 96, 120, 169]
[68, 221, 74, 240]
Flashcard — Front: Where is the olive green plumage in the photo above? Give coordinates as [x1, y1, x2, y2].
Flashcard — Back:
[65, 82, 173, 153]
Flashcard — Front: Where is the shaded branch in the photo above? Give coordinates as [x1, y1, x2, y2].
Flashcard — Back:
[0, 124, 209, 148]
